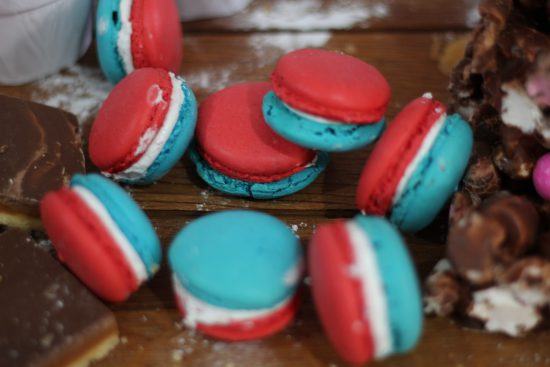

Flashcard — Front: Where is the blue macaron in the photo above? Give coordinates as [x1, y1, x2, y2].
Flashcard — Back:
[263, 91, 386, 152]
[169, 210, 303, 341]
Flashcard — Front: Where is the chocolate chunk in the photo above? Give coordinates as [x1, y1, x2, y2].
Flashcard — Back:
[0, 229, 118, 367]
[447, 193, 539, 286]
[448, 191, 478, 227]
[424, 259, 471, 317]
[493, 126, 543, 179]
[0, 95, 85, 229]
[500, 257, 550, 308]
[463, 156, 501, 198]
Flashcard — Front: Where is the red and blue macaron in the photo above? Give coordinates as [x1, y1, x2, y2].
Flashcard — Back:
[169, 210, 303, 341]
[356, 94, 474, 232]
[89, 68, 197, 185]
[309, 215, 423, 365]
[263, 48, 390, 152]
[96, 0, 183, 83]
[40, 174, 161, 302]
[190, 82, 328, 199]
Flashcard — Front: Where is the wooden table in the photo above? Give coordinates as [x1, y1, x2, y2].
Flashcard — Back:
[1, 1, 549, 366]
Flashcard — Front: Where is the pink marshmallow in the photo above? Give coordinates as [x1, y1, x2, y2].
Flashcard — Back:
[534, 153, 550, 200]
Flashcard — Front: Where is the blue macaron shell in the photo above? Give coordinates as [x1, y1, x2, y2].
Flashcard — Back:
[353, 215, 423, 354]
[169, 210, 302, 309]
[96, 0, 127, 83]
[70, 174, 161, 276]
[263, 91, 385, 152]
[132, 80, 198, 184]
[189, 147, 329, 199]
[390, 114, 473, 232]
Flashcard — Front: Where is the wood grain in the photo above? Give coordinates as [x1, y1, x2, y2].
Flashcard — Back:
[1, 0, 549, 366]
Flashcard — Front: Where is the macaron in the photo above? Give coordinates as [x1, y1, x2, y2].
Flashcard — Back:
[169, 210, 303, 341]
[40, 174, 161, 302]
[96, 0, 183, 83]
[190, 82, 328, 199]
[356, 94, 473, 232]
[89, 68, 197, 185]
[262, 48, 389, 152]
[309, 215, 423, 365]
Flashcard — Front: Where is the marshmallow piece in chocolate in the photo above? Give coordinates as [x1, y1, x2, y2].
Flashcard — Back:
[424, 259, 470, 317]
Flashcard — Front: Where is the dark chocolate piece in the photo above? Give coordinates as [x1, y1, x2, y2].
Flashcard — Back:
[0, 94, 85, 229]
[0, 229, 118, 367]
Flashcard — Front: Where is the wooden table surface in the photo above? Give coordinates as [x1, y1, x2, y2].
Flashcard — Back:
[1, 1, 549, 366]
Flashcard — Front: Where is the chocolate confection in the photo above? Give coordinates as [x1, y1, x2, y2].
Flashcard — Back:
[0, 229, 118, 367]
[0, 94, 85, 230]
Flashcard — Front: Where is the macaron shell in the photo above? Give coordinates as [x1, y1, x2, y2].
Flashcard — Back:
[189, 147, 329, 199]
[195, 82, 316, 182]
[40, 188, 137, 302]
[141, 82, 197, 183]
[96, 0, 126, 83]
[272, 49, 390, 123]
[71, 174, 161, 275]
[309, 220, 375, 364]
[169, 210, 302, 310]
[89, 68, 172, 172]
[263, 91, 385, 152]
[356, 97, 446, 215]
[354, 215, 423, 353]
[390, 114, 473, 232]
[131, 0, 183, 72]
[175, 291, 301, 341]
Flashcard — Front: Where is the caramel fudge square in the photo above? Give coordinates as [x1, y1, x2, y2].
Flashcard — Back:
[0, 94, 85, 229]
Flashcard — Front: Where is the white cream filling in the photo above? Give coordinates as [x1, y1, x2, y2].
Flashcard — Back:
[107, 73, 185, 181]
[172, 275, 293, 328]
[72, 186, 148, 283]
[283, 101, 367, 125]
[346, 222, 393, 359]
[117, 0, 135, 74]
[392, 113, 446, 204]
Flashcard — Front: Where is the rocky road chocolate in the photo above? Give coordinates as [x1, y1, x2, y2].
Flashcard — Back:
[0, 229, 118, 367]
[0, 94, 84, 229]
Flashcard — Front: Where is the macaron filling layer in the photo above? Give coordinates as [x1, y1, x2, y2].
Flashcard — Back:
[346, 221, 393, 359]
[392, 112, 446, 205]
[72, 185, 148, 284]
[117, 0, 134, 74]
[107, 72, 184, 181]
[172, 275, 294, 328]
[284, 101, 367, 125]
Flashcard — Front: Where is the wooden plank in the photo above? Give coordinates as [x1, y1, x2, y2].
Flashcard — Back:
[184, 0, 481, 32]
[101, 307, 550, 367]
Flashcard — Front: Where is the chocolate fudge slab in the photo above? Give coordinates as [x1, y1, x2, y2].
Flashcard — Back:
[0, 94, 85, 229]
[0, 229, 119, 367]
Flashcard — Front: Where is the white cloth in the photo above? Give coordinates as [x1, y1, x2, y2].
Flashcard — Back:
[178, 0, 252, 21]
[0, 0, 92, 85]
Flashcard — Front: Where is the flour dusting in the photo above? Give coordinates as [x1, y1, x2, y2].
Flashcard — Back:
[246, 0, 389, 30]
[31, 65, 112, 130]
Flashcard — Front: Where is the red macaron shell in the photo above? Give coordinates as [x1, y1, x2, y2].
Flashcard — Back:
[356, 96, 446, 214]
[175, 292, 300, 341]
[309, 221, 376, 364]
[196, 82, 316, 183]
[272, 49, 391, 123]
[131, 0, 183, 72]
[89, 68, 172, 173]
[40, 188, 139, 302]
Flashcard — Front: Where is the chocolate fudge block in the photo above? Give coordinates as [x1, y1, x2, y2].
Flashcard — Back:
[0, 229, 119, 367]
[0, 94, 85, 229]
